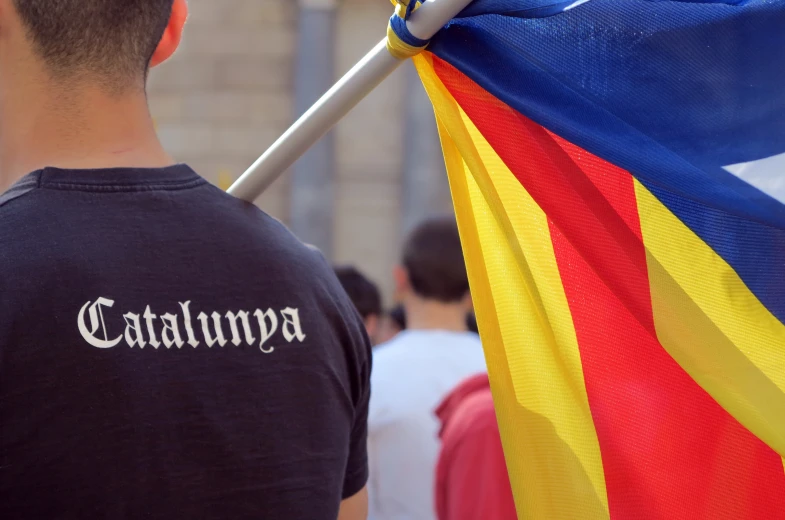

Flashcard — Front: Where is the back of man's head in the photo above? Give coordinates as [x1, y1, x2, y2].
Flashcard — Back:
[12, 0, 176, 89]
[401, 217, 469, 303]
[334, 266, 383, 321]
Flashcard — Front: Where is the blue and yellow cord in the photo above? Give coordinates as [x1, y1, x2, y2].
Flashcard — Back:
[386, 0, 430, 60]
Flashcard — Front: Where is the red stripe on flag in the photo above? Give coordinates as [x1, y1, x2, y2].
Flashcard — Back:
[432, 56, 785, 519]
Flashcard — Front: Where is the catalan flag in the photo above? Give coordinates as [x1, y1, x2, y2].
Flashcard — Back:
[411, 0, 785, 518]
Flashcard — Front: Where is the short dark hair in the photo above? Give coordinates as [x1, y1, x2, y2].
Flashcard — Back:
[402, 217, 469, 303]
[334, 266, 383, 320]
[466, 312, 478, 334]
[388, 305, 407, 331]
[13, 0, 174, 86]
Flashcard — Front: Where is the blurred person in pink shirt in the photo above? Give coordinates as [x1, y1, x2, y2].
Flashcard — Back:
[435, 374, 517, 520]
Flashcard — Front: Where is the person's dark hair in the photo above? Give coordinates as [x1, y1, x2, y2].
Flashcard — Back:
[13, 0, 174, 86]
[334, 266, 382, 320]
[466, 312, 478, 334]
[388, 305, 407, 331]
[402, 217, 469, 302]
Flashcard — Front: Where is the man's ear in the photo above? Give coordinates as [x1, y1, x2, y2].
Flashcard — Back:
[364, 314, 380, 345]
[462, 290, 473, 312]
[150, 0, 187, 68]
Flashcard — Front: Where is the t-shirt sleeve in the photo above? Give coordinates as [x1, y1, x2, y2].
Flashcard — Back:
[305, 245, 371, 499]
[343, 337, 371, 499]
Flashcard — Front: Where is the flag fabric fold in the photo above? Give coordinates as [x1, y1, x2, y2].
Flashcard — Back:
[413, 0, 785, 517]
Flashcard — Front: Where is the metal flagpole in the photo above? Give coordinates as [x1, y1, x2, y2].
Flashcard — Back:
[227, 0, 473, 202]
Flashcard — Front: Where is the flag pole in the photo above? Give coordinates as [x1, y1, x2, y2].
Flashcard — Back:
[227, 0, 472, 202]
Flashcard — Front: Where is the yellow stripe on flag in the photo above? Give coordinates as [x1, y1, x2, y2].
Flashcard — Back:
[415, 53, 609, 519]
[634, 181, 785, 458]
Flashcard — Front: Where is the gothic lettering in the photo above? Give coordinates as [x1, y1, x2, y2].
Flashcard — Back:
[281, 307, 306, 343]
[78, 297, 306, 353]
[198, 311, 228, 348]
[179, 301, 200, 348]
[78, 298, 123, 349]
[143, 306, 161, 349]
[254, 308, 278, 354]
[161, 313, 185, 349]
[226, 310, 255, 347]
[123, 312, 146, 348]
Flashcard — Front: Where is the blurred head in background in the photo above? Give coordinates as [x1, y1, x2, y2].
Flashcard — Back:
[334, 265, 383, 344]
[394, 216, 472, 332]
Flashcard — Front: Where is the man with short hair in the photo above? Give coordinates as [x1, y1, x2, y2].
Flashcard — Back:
[0, 2, 370, 519]
[334, 266, 383, 344]
[367, 217, 487, 520]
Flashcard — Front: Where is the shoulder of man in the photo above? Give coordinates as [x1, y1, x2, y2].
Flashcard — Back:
[0, 173, 43, 277]
[202, 187, 345, 290]
[0, 172, 39, 211]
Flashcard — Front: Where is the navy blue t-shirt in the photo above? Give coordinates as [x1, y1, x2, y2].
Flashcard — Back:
[0, 165, 371, 519]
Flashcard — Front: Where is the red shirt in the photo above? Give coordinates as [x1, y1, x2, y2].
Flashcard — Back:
[435, 374, 518, 520]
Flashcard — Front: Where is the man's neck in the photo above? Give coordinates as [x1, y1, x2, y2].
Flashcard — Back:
[403, 297, 469, 333]
[0, 72, 173, 191]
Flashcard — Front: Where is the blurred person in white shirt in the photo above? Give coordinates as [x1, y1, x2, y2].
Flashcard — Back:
[368, 217, 487, 520]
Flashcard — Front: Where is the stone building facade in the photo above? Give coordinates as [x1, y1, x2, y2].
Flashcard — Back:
[148, 0, 451, 301]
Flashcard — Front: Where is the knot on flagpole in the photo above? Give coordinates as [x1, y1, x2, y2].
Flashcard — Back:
[387, 0, 429, 60]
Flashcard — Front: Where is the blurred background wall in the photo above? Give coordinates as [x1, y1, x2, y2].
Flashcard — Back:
[148, 0, 451, 301]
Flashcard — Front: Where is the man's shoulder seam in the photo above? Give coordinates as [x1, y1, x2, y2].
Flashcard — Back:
[38, 177, 206, 193]
[0, 173, 40, 210]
